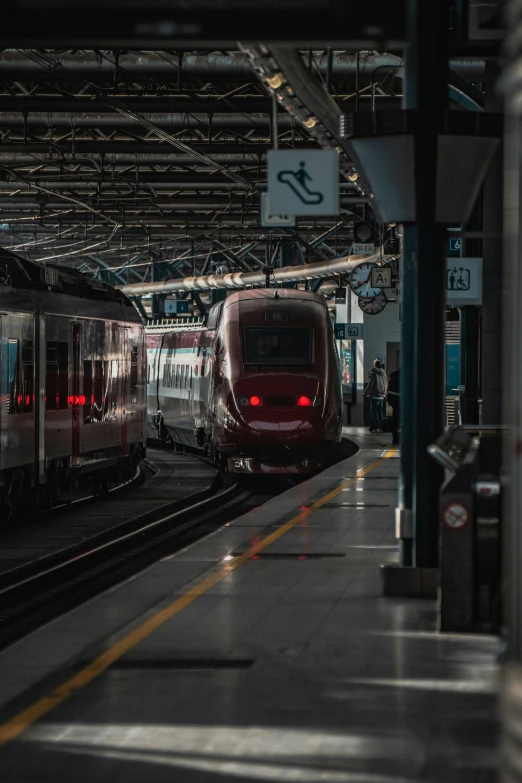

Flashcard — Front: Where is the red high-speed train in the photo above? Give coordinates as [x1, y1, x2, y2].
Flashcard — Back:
[146, 288, 343, 474]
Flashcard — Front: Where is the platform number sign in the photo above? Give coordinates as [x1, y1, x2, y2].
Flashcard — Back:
[335, 323, 363, 340]
[370, 267, 392, 288]
[447, 236, 461, 257]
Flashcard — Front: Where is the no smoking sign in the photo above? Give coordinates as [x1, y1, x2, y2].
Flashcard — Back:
[443, 503, 469, 529]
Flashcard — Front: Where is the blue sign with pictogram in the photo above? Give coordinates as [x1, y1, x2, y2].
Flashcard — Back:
[447, 236, 461, 257]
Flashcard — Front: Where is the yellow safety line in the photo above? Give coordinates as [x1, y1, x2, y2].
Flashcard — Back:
[0, 447, 396, 747]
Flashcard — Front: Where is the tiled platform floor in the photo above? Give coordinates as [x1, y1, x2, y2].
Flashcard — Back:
[0, 429, 499, 782]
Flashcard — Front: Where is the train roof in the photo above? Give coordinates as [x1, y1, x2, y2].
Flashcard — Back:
[0, 247, 133, 307]
[223, 288, 328, 307]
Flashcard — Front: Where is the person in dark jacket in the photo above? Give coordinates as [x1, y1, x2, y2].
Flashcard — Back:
[387, 367, 400, 445]
[365, 359, 388, 432]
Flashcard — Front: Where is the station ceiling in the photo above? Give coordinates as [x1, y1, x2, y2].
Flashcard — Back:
[0, 48, 484, 287]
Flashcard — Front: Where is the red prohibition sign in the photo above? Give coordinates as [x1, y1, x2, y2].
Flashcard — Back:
[443, 503, 469, 529]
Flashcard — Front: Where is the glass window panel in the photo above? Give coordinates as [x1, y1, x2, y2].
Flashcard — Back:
[243, 327, 312, 365]
[83, 360, 92, 423]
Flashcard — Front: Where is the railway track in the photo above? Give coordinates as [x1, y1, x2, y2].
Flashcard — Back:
[0, 470, 266, 651]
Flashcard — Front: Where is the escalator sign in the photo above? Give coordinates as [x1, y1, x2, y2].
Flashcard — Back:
[268, 150, 339, 216]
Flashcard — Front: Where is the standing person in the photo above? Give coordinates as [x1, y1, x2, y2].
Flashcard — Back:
[387, 367, 400, 445]
[365, 359, 388, 432]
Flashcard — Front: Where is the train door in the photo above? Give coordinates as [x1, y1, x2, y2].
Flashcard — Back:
[72, 323, 81, 467]
[120, 327, 128, 456]
[0, 316, 2, 474]
[35, 314, 45, 483]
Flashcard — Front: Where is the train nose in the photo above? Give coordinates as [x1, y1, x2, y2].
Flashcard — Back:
[231, 378, 323, 440]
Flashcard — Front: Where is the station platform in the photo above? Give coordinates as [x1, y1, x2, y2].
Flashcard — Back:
[0, 429, 499, 782]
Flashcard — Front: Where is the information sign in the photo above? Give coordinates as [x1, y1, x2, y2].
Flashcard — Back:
[443, 503, 469, 529]
[370, 267, 392, 288]
[334, 323, 364, 340]
[447, 236, 462, 257]
[165, 299, 190, 314]
[352, 243, 375, 255]
[260, 193, 296, 228]
[268, 150, 339, 216]
[446, 257, 483, 306]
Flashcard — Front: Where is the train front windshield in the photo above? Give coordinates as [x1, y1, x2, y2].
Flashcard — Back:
[243, 327, 312, 365]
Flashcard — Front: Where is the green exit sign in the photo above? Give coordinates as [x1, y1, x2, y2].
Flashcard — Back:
[448, 236, 462, 257]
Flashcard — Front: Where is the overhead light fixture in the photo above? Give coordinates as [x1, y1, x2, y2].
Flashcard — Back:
[266, 73, 284, 89]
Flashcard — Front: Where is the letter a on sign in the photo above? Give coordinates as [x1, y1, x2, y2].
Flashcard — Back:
[370, 267, 392, 288]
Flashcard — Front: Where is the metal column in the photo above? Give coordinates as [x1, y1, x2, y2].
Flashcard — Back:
[501, 24, 522, 779]
[387, 0, 449, 588]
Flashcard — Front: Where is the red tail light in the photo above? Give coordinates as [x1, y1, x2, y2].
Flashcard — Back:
[249, 395, 261, 407]
[297, 396, 312, 407]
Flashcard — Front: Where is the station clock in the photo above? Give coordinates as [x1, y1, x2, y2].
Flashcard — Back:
[358, 292, 387, 315]
[348, 261, 383, 299]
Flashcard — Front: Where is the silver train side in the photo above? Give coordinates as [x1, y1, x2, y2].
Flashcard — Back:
[0, 250, 146, 520]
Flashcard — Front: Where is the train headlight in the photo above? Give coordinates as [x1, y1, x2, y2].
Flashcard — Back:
[237, 396, 251, 406]
[249, 395, 261, 407]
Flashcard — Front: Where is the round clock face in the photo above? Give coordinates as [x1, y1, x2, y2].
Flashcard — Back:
[349, 262, 383, 299]
[358, 291, 387, 315]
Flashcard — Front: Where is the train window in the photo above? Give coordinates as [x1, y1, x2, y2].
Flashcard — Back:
[93, 360, 104, 422]
[243, 327, 313, 365]
[147, 364, 151, 385]
[103, 360, 118, 420]
[206, 302, 223, 330]
[175, 365, 180, 387]
[7, 339, 20, 415]
[180, 365, 185, 388]
[130, 346, 138, 404]
[58, 341, 69, 410]
[103, 360, 110, 419]
[195, 365, 199, 377]
[189, 366, 193, 389]
[185, 365, 189, 388]
[83, 361, 93, 423]
[22, 340, 33, 364]
[201, 360, 205, 377]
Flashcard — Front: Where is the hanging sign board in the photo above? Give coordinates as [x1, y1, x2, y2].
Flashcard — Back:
[260, 193, 296, 228]
[334, 287, 347, 304]
[268, 149, 339, 216]
[370, 267, 392, 288]
[334, 323, 364, 340]
[446, 257, 483, 306]
[447, 236, 462, 257]
[353, 243, 375, 255]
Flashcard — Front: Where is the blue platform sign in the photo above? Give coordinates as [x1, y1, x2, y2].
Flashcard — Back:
[335, 323, 363, 340]
[447, 236, 462, 257]
[446, 344, 460, 396]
